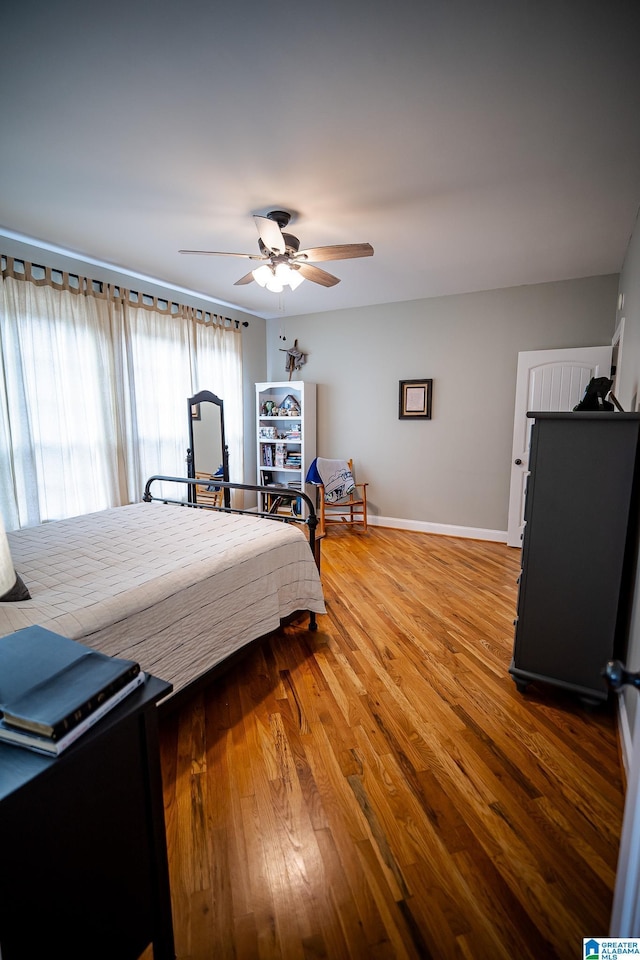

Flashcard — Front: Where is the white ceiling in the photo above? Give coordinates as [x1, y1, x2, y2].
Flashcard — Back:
[2, 0, 640, 320]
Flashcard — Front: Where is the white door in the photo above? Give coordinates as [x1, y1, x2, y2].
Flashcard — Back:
[611, 689, 640, 935]
[506, 346, 612, 548]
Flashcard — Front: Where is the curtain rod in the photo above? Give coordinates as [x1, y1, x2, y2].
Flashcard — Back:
[1, 255, 250, 328]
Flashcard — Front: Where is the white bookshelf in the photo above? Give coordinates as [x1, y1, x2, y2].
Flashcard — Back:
[255, 381, 316, 517]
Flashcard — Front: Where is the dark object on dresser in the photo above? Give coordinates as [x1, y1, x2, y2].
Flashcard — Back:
[573, 376, 614, 411]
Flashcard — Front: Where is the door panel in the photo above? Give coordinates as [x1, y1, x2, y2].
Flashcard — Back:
[506, 346, 612, 548]
[609, 679, 640, 935]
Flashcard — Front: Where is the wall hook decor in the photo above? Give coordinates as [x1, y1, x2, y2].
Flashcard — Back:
[279, 339, 307, 380]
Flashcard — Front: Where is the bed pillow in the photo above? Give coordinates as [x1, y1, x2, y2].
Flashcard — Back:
[0, 515, 31, 601]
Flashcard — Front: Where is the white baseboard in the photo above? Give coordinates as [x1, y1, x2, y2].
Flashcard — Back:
[247, 497, 507, 544]
[369, 514, 508, 543]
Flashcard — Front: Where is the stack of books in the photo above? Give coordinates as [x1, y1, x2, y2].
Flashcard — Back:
[0, 625, 144, 756]
[263, 444, 274, 467]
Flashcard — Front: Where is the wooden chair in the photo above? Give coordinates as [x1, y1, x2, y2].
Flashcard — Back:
[194, 471, 224, 507]
[318, 459, 368, 535]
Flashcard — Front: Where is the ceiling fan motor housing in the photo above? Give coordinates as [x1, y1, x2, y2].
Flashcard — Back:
[266, 209, 292, 229]
[258, 233, 300, 257]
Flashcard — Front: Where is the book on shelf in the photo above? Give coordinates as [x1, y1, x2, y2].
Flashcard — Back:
[0, 671, 146, 756]
[0, 624, 141, 740]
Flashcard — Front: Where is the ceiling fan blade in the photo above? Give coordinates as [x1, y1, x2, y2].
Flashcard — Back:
[234, 271, 256, 286]
[295, 242, 374, 263]
[178, 249, 266, 260]
[296, 263, 340, 287]
[254, 216, 286, 255]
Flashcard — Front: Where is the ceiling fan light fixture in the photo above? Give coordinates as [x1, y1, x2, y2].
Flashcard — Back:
[252, 264, 273, 288]
[252, 262, 305, 293]
[275, 263, 305, 291]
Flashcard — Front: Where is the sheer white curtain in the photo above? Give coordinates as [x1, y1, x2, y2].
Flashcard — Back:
[0, 259, 244, 529]
[122, 302, 195, 502]
[192, 318, 244, 485]
[0, 275, 124, 527]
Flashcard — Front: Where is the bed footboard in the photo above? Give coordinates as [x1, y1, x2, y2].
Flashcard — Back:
[142, 475, 322, 622]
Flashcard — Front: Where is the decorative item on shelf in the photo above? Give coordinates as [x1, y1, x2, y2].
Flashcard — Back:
[259, 426, 277, 439]
[280, 394, 301, 416]
[399, 379, 433, 420]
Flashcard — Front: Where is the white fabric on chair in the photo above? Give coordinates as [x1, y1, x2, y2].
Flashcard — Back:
[311, 458, 356, 503]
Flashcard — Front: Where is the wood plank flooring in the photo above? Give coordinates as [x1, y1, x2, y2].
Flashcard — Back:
[159, 526, 625, 959]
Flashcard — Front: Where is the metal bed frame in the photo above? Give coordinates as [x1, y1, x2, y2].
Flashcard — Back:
[142, 475, 321, 628]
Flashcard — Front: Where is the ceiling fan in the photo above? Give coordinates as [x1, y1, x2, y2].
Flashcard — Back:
[179, 210, 374, 293]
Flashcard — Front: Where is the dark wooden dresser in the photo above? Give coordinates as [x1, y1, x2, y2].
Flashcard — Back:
[0, 674, 175, 959]
[510, 411, 640, 705]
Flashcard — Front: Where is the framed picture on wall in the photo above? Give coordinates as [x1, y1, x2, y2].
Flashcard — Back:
[399, 379, 433, 420]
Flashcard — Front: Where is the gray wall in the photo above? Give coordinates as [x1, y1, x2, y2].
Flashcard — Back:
[267, 275, 618, 532]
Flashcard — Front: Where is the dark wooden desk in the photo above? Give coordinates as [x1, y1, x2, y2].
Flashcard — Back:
[0, 675, 175, 960]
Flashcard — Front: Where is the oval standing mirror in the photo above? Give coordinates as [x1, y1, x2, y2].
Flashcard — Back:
[187, 390, 230, 508]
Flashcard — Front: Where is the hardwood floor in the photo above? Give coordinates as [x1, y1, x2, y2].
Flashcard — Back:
[159, 526, 625, 959]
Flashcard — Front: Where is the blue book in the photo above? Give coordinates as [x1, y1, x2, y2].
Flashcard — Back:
[0, 672, 145, 756]
[0, 625, 140, 740]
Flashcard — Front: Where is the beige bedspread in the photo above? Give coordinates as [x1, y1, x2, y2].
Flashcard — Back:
[1, 502, 325, 697]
